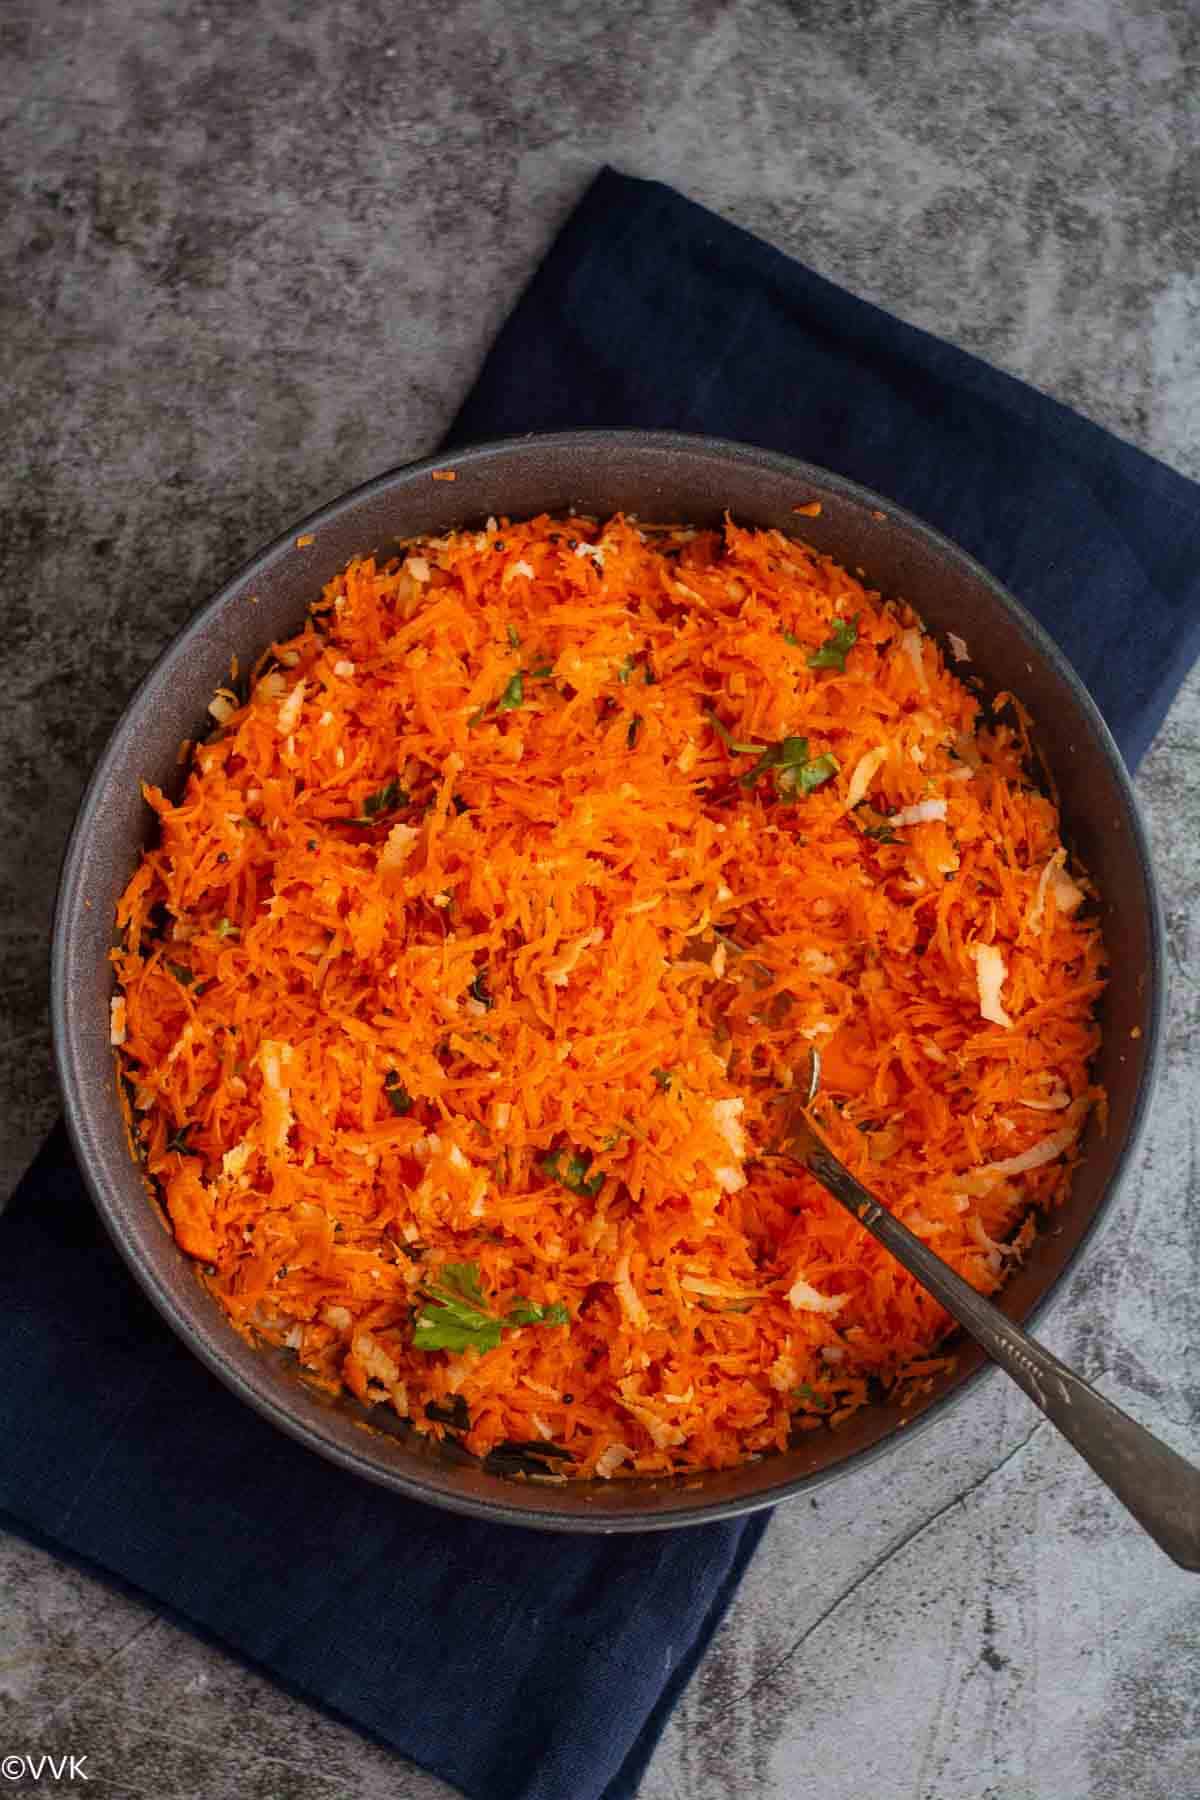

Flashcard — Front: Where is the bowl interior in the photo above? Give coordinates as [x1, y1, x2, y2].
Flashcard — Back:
[52, 431, 1162, 1530]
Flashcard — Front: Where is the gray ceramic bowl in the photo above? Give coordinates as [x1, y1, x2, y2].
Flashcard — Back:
[52, 431, 1164, 1531]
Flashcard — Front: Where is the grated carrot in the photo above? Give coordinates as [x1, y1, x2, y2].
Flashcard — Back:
[112, 515, 1105, 1477]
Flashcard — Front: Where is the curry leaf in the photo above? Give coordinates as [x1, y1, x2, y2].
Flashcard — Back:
[468, 966, 493, 1010]
[166, 1122, 200, 1156]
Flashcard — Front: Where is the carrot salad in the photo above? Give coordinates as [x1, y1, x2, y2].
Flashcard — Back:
[111, 514, 1105, 1480]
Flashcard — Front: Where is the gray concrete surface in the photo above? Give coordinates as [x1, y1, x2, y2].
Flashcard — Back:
[2, 1, 1198, 1795]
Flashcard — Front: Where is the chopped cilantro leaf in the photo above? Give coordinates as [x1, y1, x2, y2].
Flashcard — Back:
[706, 706, 767, 757]
[737, 733, 839, 797]
[780, 750, 839, 795]
[498, 671, 524, 711]
[506, 1298, 571, 1327]
[413, 1261, 572, 1354]
[807, 614, 860, 673]
[507, 623, 521, 649]
[413, 1262, 503, 1354]
[165, 960, 195, 986]
[540, 1147, 605, 1199]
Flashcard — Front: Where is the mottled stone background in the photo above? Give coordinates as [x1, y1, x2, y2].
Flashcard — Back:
[2, 1, 1197, 1796]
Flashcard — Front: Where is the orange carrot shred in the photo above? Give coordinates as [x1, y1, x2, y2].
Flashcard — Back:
[112, 515, 1105, 1477]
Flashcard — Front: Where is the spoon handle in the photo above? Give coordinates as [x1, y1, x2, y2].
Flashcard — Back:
[782, 1112, 1200, 1571]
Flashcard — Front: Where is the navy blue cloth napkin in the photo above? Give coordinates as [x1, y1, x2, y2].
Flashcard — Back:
[3, 168, 1199, 1800]
[450, 170, 1200, 770]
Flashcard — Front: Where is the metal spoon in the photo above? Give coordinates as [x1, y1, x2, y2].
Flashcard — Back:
[775, 1053, 1200, 1570]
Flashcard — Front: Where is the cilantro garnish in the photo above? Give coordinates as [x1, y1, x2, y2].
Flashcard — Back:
[472, 663, 535, 726]
[412, 1261, 571, 1354]
[705, 707, 767, 756]
[742, 736, 839, 796]
[540, 1147, 605, 1199]
[507, 623, 521, 649]
[706, 708, 837, 795]
[807, 614, 860, 673]
[618, 656, 636, 685]
[780, 744, 840, 795]
[214, 916, 239, 940]
[413, 1262, 502, 1353]
[165, 960, 195, 986]
[505, 1298, 571, 1327]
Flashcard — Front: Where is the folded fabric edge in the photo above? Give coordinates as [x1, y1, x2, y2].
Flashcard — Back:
[601, 1510, 769, 1800]
[579, 167, 1200, 511]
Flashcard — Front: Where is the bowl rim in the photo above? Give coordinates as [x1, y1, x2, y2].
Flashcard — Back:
[51, 428, 1167, 1532]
